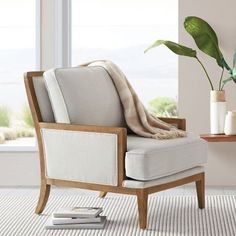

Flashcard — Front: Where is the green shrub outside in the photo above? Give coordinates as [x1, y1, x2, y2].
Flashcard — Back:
[0, 106, 10, 127]
[0, 105, 35, 144]
[16, 128, 35, 138]
[148, 97, 177, 117]
[23, 105, 34, 127]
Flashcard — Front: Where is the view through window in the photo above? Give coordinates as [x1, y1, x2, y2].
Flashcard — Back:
[71, 0, 178, 117]
[0, 0, 36, 147]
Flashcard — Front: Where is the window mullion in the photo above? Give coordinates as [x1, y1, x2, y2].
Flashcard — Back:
[54, 0, 71, 68]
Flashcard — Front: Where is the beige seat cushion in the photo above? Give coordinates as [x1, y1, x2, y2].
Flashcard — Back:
[125, 134, 207, 181]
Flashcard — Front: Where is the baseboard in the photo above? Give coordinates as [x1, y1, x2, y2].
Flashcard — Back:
[0, 152, 40, 186]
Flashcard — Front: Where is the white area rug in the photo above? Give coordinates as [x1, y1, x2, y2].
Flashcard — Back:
[0, 195, 236, 236]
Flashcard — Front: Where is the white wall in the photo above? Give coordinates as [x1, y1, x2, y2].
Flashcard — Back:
[179, 0, 236, 185]
[0, 152, 40, 186]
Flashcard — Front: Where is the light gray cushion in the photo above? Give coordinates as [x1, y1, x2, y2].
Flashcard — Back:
[44, 66, 127, 127]
[33, 76, 55, 122]
[125, 134, 207, 181]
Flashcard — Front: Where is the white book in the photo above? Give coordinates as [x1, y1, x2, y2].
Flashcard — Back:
[45, 216, 106, 230]
[52, 216, 102, 225]
[53, 207, 103, 218]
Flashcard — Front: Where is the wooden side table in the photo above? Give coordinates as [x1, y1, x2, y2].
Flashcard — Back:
[200, 134, 236, 142]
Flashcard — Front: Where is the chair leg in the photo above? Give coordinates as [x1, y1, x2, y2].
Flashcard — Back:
[35, 183, 51, 214]
[195, 173, 205, 209]
[137, 189, 148, 229]
[99, 191, 107, 198]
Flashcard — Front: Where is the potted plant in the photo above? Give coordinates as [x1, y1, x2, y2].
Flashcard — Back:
[145, 16, 236, 134]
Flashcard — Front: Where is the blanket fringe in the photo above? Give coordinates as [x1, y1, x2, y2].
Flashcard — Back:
[151, 128, 187, 139]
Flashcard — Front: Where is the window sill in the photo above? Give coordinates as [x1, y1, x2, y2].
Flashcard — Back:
[0, 138, 38, 152]
[0, 146, 38, 152]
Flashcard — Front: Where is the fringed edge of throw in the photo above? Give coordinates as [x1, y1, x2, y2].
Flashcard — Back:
[151, 128, 187, 140]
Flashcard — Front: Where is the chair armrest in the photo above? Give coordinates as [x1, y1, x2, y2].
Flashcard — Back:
[39, 122, 127, 186]
[158, 117, 186, 131]
[39, 122, 127, 135]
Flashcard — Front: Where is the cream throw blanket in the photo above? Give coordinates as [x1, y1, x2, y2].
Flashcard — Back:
[81, 60, 186, 139]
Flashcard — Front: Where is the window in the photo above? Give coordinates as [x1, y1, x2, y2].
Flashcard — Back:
[71, 0, 178, 117]
[0, 0, 38, 150]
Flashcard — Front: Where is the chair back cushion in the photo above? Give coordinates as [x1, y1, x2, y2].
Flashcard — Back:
[44, 66, 127, 127]
[32, 76, 55, 122]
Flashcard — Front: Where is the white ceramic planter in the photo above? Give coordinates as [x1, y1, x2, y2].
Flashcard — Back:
[210, 90, 227, 134]
[224, 111, 236, 135]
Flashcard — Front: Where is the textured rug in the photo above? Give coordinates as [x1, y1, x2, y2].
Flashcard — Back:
[0, 195, 236, 236]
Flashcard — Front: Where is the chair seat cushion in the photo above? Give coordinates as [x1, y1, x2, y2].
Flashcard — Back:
[125, 134, 207, 181]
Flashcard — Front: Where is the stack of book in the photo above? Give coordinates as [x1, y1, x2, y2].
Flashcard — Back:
[45, 207, 106, 229]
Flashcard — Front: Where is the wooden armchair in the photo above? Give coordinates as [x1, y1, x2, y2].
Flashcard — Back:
[24, 67, 207, 229]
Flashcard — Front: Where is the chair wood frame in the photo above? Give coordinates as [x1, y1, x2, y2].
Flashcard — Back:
[24, 71, 205, 229]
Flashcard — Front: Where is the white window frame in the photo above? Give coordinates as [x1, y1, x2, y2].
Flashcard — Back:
[0, 0, 41, 152]
[54, 0, 71, 67]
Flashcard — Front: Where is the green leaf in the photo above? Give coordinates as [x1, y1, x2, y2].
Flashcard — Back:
[232, 52, 236, 82]
[222, 58, 231, 72]
[184, 16, 225, 68]
[221, 54, 236, 88]
[144, 40, 197, 58]
[233, 52, 236, 68]
[222, 76, 233, 87]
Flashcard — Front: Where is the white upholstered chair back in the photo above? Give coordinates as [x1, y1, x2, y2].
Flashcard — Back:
[33, 66, 127, 128]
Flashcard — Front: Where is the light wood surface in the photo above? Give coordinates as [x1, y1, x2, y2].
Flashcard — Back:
[24, 71, 204, 229]
[99, 192, 107, 198]
[196, 173, 205, 209]
[147, 173, 204, 194]
[46, 178, 136, 195]
[137, 189, 148, 229]
[159, 117, 186, 131]
[201, 134, 236, 142]
[35, 183, 51, 214]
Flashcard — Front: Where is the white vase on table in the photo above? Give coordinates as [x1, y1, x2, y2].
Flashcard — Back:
[210, 90, 227, 134]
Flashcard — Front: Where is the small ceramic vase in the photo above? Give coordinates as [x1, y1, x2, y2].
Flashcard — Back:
[224, 111, 236, 135]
